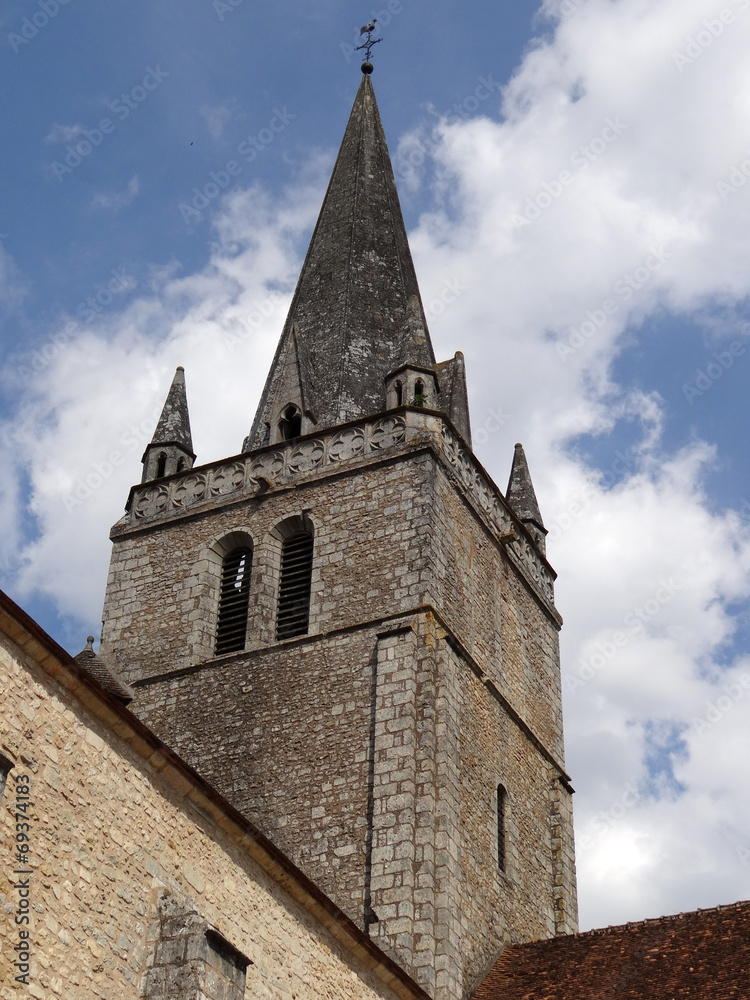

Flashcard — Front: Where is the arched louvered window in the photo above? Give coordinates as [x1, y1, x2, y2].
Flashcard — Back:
[497, 784, 507, 873]
[276, 529, 314, 640]
[215, 547, 252, 655]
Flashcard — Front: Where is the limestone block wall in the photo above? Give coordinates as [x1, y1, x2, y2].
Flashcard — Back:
[0, 616, 426, 1000]
[102, 454, 436, 687]
[130, 610, 576, 1000]
[428, 462, 566, 768]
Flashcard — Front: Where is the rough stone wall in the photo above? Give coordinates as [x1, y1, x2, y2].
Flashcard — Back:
[100, 432, 576, 1000]
[132, 629, 377, 922]
[0, 630, 414, 1000]
[429, 462, 565, 766]
[102, 454, 435, 687]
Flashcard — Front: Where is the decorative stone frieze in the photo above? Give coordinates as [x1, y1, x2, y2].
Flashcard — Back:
[118, 409, 556, 616]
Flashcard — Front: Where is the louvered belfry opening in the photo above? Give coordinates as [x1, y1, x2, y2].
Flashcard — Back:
[276, 530, 314, 640]
[215, 547, 252, 655]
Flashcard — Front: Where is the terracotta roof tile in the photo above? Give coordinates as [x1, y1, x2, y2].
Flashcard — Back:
[472, 900, 750, 1000]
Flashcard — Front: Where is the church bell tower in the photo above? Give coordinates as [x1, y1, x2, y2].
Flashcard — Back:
[98, 63, 577, 1000]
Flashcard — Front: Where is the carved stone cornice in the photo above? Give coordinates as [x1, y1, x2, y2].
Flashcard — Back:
[114, 408, 557, 617]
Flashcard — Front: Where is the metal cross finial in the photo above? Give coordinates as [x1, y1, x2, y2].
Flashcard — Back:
[356, 19, 382, 73]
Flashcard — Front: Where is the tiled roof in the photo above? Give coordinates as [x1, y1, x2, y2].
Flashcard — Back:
[472, 900, 750, 1000]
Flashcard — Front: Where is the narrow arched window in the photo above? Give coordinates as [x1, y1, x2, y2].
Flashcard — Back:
[497, 784, 507, 873]
[176, 458, 186, 473]
[156, 452, 167, 478]
[395, 380, 403, 406]
[276, 529, 314, 640]
[279, 404, 302, 441]
[215, 547, 252, 655]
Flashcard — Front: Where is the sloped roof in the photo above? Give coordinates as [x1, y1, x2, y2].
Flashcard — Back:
[74, 636, 134, 703]
[149, 366, 195, 455]
[247, 72, 435, 447]
[472, 900, 750, 1000]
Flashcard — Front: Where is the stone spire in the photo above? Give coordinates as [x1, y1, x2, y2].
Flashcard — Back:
[245, 72, 437, 450]
[141, 367, 196, 483]
[506, 443, 547, 553]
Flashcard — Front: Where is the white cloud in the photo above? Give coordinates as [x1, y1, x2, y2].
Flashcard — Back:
[90, 174, 141, 212]
[45, 122, 85, 143]
[4, 0, 750, 933]
[199, 102, 233, 139]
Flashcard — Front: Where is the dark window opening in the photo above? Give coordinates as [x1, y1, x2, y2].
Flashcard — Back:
[176, 458, 186, 473]
[279, 405, 302, 441]
[412, 379, 427, 407]
[497, 784, 507, 873]
[215, 547, 252, 655]
[0, 753, 13, 806]
[395, 380, 403, 406]
[276, 530, 314, 640]
[156, 452, 167, 478]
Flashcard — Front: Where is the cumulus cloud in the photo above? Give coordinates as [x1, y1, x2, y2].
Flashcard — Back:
[3, 0, 750, 931]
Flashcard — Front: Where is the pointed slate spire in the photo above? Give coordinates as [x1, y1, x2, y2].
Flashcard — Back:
[141, 367, 196, 482]
[246, 73, 436, 450]
[506, 443, 547, 553]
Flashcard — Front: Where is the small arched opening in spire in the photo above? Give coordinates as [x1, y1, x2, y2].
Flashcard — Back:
[156, 452, 167, 478]
[394, 380, 403, 406]
[279, 404, 302, 441]
[412, 379, 426, 407]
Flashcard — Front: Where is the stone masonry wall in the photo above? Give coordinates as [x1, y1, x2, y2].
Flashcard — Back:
[100, 430, 576, 999]
[102, 454, 436, 687]
[0, 628, 418, 1000]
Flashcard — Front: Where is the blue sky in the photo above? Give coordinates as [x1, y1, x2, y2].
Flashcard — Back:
[3, 0, 750, 932]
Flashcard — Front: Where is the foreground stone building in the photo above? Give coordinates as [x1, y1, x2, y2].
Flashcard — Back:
[1, 63, 748, 1000]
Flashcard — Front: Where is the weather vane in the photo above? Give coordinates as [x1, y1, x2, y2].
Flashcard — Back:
[356, 19, 382, 74]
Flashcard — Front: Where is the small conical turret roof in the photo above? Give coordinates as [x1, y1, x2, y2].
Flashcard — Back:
[507, 443, 545, 532]
[74, 636, 134, 703]
[247, 72, 435, 448]
[151, 366, 194, 456]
